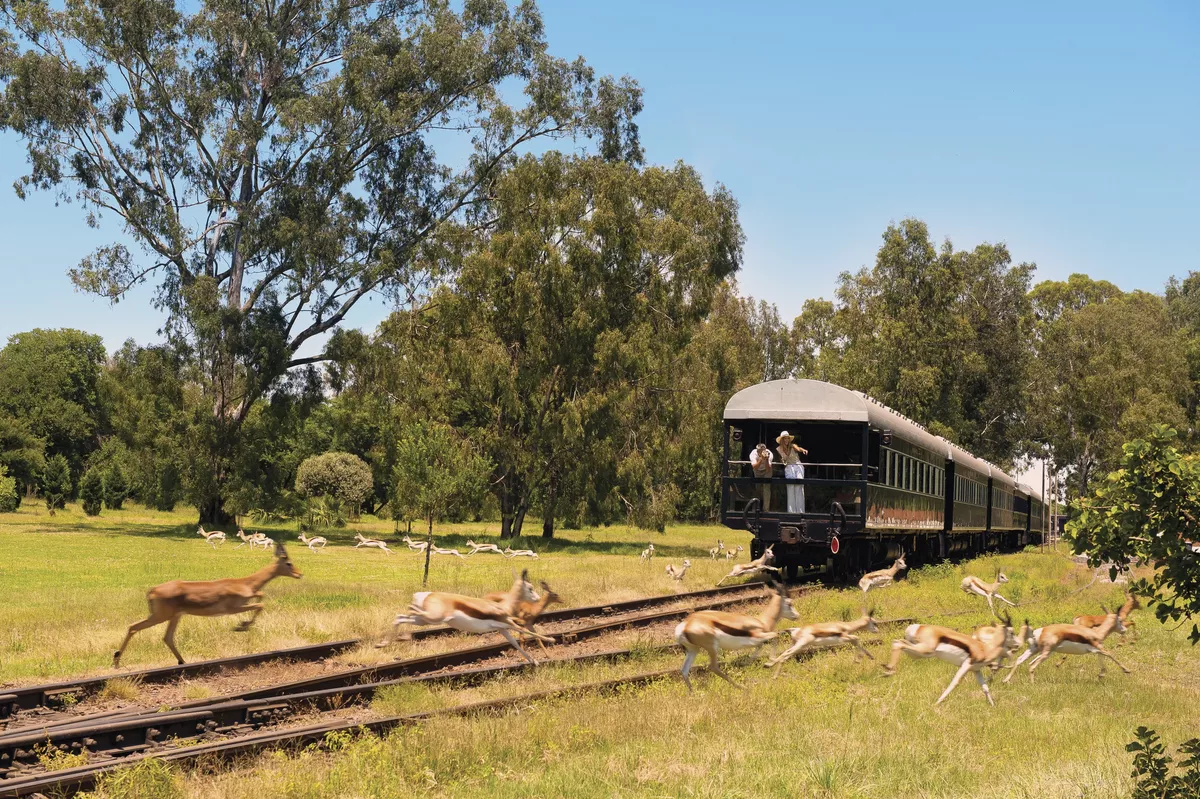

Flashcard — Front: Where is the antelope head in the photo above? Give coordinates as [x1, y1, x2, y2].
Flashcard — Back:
[273, 542, 303, 579]
[772, 579, 799, 621]
[538, 581, 561, 607]
[863, 607, 880, 634]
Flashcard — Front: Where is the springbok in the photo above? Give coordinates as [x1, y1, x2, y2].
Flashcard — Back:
[235, 529, 268, 550]
[725, 545, 745, 561]
[376, 572, 552, 664]
[297, 532, 327, 553]
[401, 535, 429, 553]
[197, 526, 226, 548]
[858, 554, 907, 593]
[503, 547, 539, 559]
[716, 544, 781, 585]
[1069, 593, 1140, 642]
[882, 611, 1015, 705]
[430, 544, 467, 559]
[113, 542, 302, 666]
[674, 579, 798, 690]
[709, 540, 725, 560]
[640, 543, 656, 561]
[766, 608, 880, 675]
[666, 559, 692, 581]
[961, 569, 1016, 617]
[482, 570, 541, 615]
[1003, 606, 1129, 683]
[466, 539, 504, 555]
[354, 533, 392, 554]
[485, 579, 561, 651]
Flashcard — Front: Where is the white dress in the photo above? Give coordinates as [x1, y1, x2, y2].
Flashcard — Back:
[778, 446, 805, 514]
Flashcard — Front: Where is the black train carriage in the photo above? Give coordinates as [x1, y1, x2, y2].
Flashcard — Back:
[720, 379, 1041, 580]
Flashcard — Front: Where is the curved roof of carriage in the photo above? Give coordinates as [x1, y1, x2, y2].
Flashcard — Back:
[723, 379, 1016, 487]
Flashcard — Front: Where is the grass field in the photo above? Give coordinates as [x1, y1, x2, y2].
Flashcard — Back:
[2, 502, 1197, 798]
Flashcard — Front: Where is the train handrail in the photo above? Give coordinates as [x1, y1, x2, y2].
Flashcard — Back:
[743, 496, 761, 535]
[830, 501, 847, 536]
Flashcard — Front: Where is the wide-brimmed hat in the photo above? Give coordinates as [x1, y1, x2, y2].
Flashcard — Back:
[776, 430, 795, 444]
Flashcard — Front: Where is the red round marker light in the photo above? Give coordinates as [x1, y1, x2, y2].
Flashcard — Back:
[830, 536, 840, 554]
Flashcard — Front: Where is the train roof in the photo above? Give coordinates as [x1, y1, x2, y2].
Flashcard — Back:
[724, 379, 1017, 486]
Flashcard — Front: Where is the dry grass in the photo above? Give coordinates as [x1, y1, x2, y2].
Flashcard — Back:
[6, 504, 1198, 797]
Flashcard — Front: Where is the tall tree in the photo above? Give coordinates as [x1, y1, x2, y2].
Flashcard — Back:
[0, 0, 641, 523]
[0, 329, 107, 476]
[1028, 276, 1187, 496]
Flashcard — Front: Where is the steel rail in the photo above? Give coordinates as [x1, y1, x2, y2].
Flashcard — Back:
[0, 589, 786, 768]
[0, 668, 680, 798]
[0, 582, 771, 720]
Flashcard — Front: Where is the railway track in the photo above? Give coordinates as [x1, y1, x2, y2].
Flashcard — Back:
[0, 582, 769, 721]
[0, 583, 793, 786]
[0, 665, 681, 799]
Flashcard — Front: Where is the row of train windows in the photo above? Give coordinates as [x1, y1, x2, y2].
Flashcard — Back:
[882, 449, 945, 498]
[994, 489, 1013, 512]
[955, 475, 988, 507]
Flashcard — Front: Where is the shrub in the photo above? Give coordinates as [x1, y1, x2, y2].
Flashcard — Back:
[0, 464, 18, 513]
[41, 454, 71, 514]
[1128, 726, 1200, 798]
[296, 452, 373, 517]
[104, 463, 129, 509]
[80, 468, 105, 516]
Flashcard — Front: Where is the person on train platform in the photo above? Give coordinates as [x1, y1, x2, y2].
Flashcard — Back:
[750, 442, 774, 511]
[776, 431, 809, 514]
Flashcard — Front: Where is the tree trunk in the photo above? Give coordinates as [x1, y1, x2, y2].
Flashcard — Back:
[198, 494, 235, 526]
[512, 499, 528, 538]
[542, 474, 557, 539]
[499, 488, 515, 539]
[422, 513, 433, 586]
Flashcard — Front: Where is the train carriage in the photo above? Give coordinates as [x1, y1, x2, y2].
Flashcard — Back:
[721, 379, 1039, 579]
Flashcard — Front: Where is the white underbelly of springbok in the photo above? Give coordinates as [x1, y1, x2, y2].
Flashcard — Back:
[1051, 640, 1097, 655]
[714, 629, 767, 650]
[443, 611, 504, 634]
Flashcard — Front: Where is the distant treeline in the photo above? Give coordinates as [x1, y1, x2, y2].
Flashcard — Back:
[2, 218, 1196, 536]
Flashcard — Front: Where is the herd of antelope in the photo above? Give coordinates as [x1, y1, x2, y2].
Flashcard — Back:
[120, 531, 1143, 707]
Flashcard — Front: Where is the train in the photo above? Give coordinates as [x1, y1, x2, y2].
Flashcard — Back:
[720, 379, 1045, 580]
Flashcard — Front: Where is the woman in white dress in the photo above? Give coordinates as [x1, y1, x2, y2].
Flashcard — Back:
[776, 431, 809, 514]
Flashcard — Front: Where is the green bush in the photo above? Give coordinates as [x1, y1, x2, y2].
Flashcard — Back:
[1128, 726, 1200, 798]
[80, 468, 104, 516]
[41, 454, 71, 515]
[104, 463, 129, 509]
[296, 452, 373, 519]
[0, 464, 18, 513]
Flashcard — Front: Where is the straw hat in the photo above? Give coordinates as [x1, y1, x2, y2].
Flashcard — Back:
[776, 430, 795, 445]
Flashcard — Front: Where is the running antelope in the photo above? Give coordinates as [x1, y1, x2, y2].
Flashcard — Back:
[354, 533, 393, 554]
[113, 542, 301, 667]
[466, 539, 504, 555]
[1003, 606, 1129, 683]
[235, 529, 268, 550]
[430, 544, 467, 559]
[640, 543, 656, 561]
[716, 544, 781, 585]
[485, 579, 561, 651]
[1070, 593, 1140, 642]
[482, 570, 541, 615]
[504, 547, 539, 559]
[666, 559, 692, 581]
[376, 572, 552, 664]
[961, 569, 1016, 617]
[197, 526, 226, 548]
[882, 611, 1015, 705]
[766, 608, 880, 676]
[401, 535, 429, 553]
[709, 540, 725, 560]
[674, 578, 798, 691]
[858, 554, 907, 593]
[724, 545, 745, 561]
[297, 532, 327, 553]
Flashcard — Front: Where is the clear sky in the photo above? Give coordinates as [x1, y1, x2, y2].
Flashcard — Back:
[1, 0, 1197, 352]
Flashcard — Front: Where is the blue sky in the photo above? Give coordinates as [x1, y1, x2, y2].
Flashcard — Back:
[1, 0, 1197, 351]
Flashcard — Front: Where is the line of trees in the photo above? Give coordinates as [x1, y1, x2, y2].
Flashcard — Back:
[2, 0, 1196, 536]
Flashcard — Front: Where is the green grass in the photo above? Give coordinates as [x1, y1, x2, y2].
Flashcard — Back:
[4, 503, 1198, 798]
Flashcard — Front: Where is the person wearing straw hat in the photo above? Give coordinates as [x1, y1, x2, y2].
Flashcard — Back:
[776, 431, 809, 514]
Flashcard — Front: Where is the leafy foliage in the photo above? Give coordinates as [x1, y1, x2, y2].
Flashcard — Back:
[0, 0, 642, 523]
[41, 454, 71, 514]
[103, 464, 129, 510]
[295, 452, 373, 517]
[79, 467, 104, 516]
[0, 464, 17, 513]
[1127, 726, 1200, 799]
[1068, 426, 1200, 643]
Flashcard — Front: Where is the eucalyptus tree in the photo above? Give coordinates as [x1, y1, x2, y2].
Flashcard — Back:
[0, 0, 642, 523]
